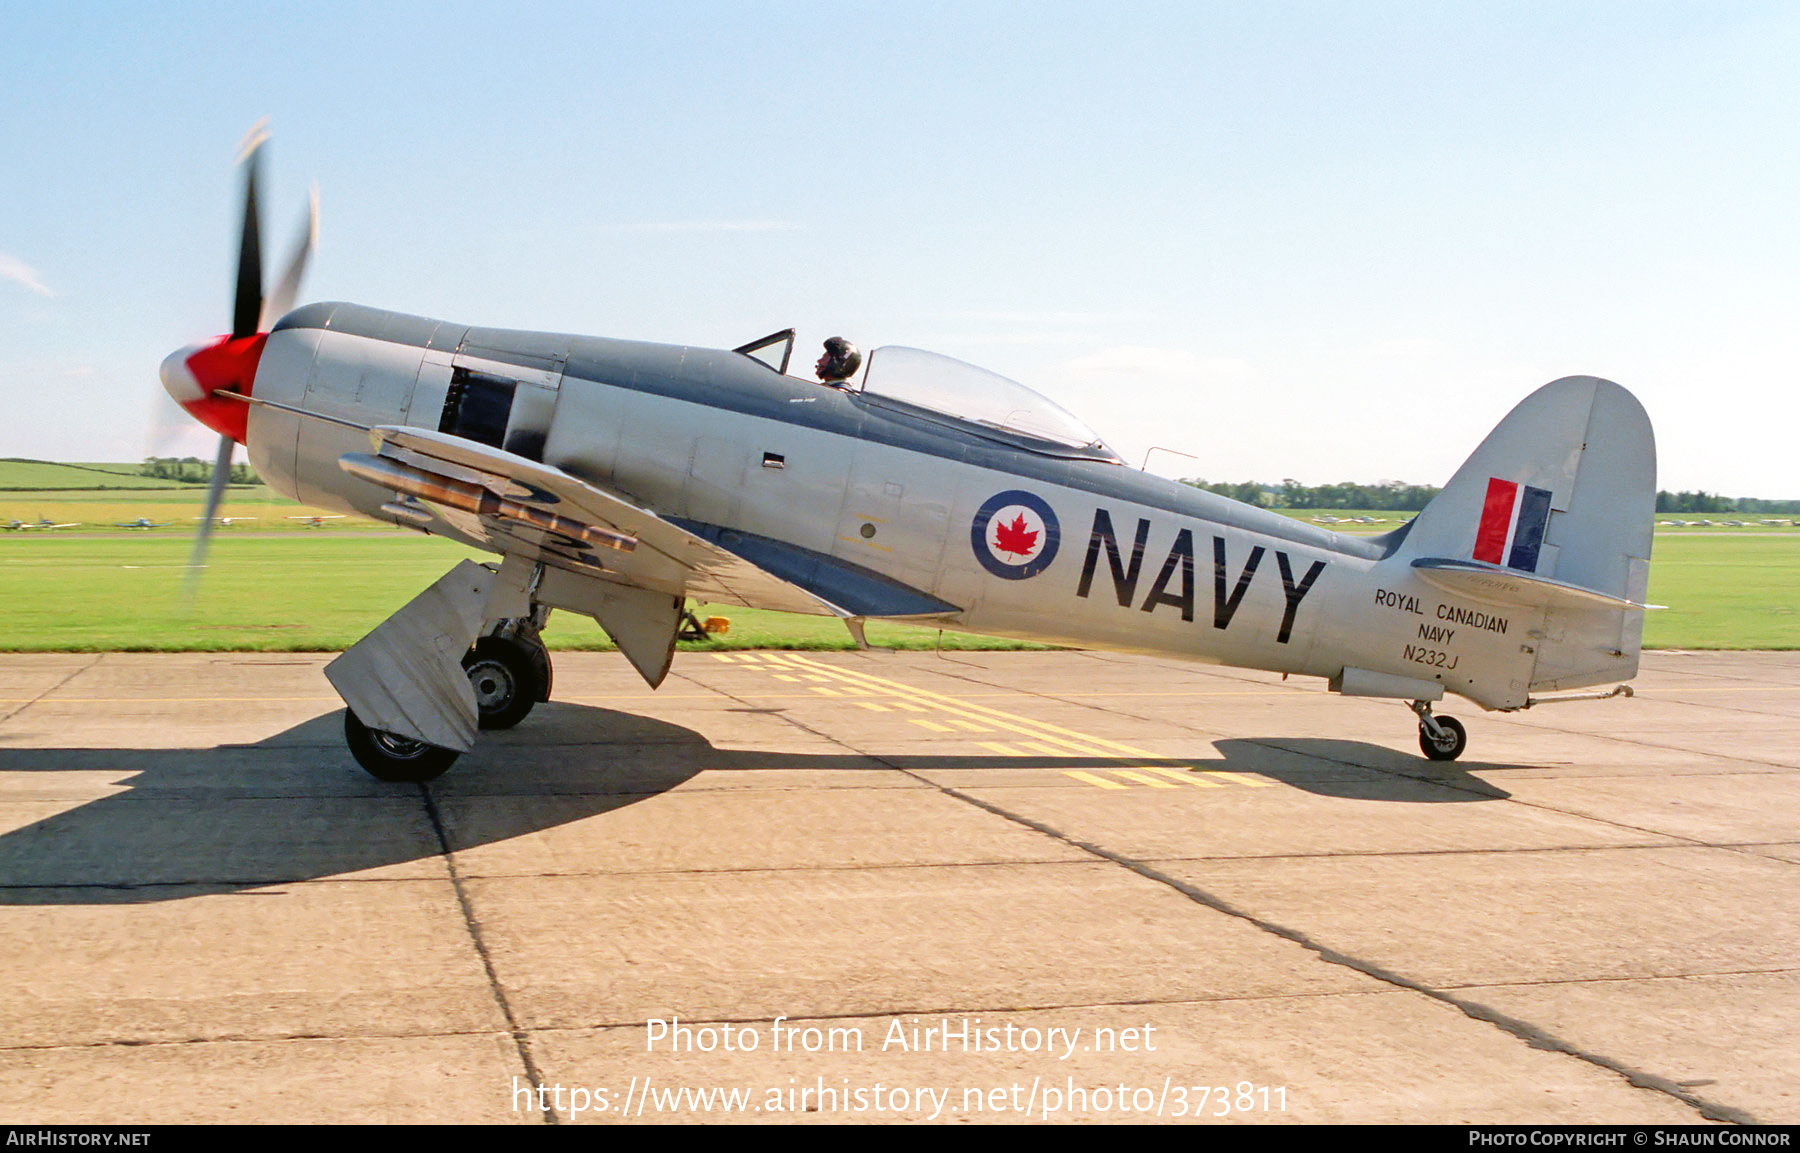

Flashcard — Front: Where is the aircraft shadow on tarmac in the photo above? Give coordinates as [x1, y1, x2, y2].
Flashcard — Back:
[0, 703, 1512, 906]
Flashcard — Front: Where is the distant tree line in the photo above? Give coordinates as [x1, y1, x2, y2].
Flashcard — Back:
[1181, 480, 1798, 514]
[140, 457, 259, 485]
[1657, 491, 1800, 515]
[1179, 479, 1441, 511]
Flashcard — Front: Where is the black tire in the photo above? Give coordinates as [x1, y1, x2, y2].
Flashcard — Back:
[463, 636, 542, 730]
[344, 710, 460, 782]
[525, 637, 553, 703]
[1418, 715, 1468, 761]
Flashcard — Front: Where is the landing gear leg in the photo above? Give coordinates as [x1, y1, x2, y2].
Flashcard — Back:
[1410, 699, 1467, 761]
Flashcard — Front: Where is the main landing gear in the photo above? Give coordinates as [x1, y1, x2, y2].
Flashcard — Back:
[1410, 699, 1468, 761]
[344, 709, 462, 783]
[345, 618, 554, 782]
[463, 624, 553, 731]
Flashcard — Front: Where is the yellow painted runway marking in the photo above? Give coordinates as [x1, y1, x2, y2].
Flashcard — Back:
[1110, 769, 1177, 788]
[854, 702, 891, 712]
[782, 654, 1163, 758]
[1063, 770, 1127, 790]
[1138, 765, 1225, 788]
[727, 653, 1278, 792]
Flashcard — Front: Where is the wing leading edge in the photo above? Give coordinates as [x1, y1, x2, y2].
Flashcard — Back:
[340, 426, 960, 620]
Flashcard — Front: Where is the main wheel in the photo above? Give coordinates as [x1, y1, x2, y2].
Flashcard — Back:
[462, 636, 543, 730]
[344, 710, 460, 782]
[1418, 715, 1468, 761]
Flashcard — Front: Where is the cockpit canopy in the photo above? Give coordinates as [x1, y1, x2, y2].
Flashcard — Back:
[859, 346, 1111, 451]
[732, 333, 1120, 462]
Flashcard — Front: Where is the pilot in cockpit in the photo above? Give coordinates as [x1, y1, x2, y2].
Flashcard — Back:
[815, 336, 862, 388]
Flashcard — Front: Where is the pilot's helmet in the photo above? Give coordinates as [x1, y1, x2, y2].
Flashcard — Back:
[817, 336, 862, 383]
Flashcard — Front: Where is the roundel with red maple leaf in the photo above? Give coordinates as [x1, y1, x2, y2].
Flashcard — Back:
[970, 490, 1061, 580]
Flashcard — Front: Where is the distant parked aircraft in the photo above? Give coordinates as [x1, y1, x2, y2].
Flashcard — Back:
[4, 517, 78, 531]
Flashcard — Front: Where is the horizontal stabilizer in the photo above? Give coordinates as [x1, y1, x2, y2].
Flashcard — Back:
[1411, 558, 1660, 612]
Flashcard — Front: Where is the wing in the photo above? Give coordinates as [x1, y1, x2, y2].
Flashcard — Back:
[342, 426, 959, 620]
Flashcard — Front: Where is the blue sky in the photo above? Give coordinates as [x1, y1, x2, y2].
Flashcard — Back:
[2, 2, 1796, 495]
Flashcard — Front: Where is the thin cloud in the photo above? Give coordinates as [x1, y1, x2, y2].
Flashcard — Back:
[0, 252, 54, 297]
[950, 330, 1092, 346]
[951, 309, 1154, 325]
[1061, 345, 1250, 382]
[629, 220, 802, 233]
[1364, 337, 1437, 357]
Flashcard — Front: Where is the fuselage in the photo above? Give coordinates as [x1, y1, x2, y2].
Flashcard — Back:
[242, 302, 1541, 710]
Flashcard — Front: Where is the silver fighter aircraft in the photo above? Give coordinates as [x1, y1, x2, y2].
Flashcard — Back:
[160, 138, 1656, 781]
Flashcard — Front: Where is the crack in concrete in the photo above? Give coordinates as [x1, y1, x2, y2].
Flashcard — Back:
[0, 653, 104, 726]
[932, 783, 1760, 1126]
[419, 785, 558, 1125]
[718, 654, 1760, 1124]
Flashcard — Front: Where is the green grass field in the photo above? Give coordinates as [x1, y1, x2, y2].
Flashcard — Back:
[0, 534, 1044, 652]
[1, 491, 397, 533]
[0, 530, 1791, 652]
[1640, 535, 1800, 649]
[0, 459, 187, 491]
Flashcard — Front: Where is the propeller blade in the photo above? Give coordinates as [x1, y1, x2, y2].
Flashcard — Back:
[231, 136, 265, 340]
[181, 434, 238, 601]
[259, 182, 318, 330]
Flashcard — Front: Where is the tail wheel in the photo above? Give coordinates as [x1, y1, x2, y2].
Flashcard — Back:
[344, 710, 459, 782]
[1418, 715, 1468, 761]
[463, 635, 545, 730]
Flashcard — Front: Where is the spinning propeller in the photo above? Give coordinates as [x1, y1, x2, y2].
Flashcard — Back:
[159, 122, 317, 591]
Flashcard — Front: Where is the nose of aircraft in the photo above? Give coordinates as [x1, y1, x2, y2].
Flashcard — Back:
[159, 333, 266, 444]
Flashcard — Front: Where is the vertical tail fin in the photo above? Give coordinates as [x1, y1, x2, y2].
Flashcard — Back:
[1394, 376, 1655, 693]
